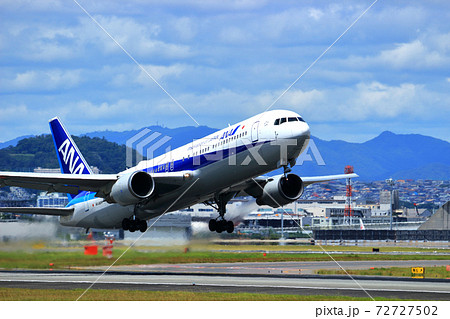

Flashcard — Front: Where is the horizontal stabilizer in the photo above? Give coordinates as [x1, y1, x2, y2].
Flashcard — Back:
[0, 206, 74, 216]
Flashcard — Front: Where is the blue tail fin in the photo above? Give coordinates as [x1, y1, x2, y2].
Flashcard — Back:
[49, 117, 92, 200]
[49, 117, 92, 176]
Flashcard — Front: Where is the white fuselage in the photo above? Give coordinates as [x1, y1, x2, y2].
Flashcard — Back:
[60, 110, 310, 228]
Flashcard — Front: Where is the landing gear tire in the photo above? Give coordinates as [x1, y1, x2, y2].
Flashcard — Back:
[122, 219, 130, 231]
[226, 221, 234, 234]
[216, 220, 224, 233]
[122, 218, 146, 233]
[138, 220, 147, 232]
[208, 219, 234, 234]
[208, 219, 217, 232]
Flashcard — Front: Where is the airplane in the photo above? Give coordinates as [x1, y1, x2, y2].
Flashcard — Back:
[0, 110, 358, 234]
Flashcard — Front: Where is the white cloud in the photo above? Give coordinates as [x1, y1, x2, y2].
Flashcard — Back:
[20, 41, 77, 62]
[0, 105, 28, 124]
[178, 89, 262, 117]
[136, 64, 187, 85]
[277, 89, 325, 113]
[1, 14, 192, 62]
[219, 26, 250, 44]
[378, 40, 448, 69]
[348, 82, 423, 119]
[78, 15, 192, 59]
[0, 0, 64, 11]
[1, 0, 449, 143]
[161, 0, 268, 11]
[341, 32, 450, 72]
[308, 8, 324, 21]
[171, 17, 198, 41]
[273, 81, 445, 123]
[2, 69, 82, 92]
[70, 100, 135, 120]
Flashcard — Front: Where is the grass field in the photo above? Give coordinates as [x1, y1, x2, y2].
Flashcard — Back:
[1, 248, 450, 270]
[0, 240, 449, 270]
[207, 242, 450, 253]
[0, 288, 398, 301]
[316, 266, 450, 278]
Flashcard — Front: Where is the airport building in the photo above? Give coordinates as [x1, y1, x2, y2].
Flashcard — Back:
[37, 192, 68, 208]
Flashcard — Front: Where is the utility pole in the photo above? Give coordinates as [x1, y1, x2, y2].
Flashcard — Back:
[344, 165, 354, 227]
[385, 178, 395, 230]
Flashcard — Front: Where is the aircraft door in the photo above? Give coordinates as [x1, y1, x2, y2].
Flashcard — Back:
[251, 121, 259, 142]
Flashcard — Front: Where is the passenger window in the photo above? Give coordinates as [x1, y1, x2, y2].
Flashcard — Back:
[274, 119, 280, 125]
[280, 118, 287, 124]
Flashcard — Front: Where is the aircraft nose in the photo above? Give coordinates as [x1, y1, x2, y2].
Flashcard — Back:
[294, 121, 310, 140]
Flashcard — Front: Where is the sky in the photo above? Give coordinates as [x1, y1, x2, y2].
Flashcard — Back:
[1, 0, 449, 143]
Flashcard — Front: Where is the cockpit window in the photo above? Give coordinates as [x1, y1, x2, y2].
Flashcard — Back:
[276, 117, 302, 125]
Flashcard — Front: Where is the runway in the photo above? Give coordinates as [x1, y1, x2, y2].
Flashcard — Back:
[92, 259, 450, 275]
[1, 260, 450, 300]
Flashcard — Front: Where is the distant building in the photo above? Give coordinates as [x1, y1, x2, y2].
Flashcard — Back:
[0, 187, 35, 209]
[326, 206, 371, 218]
[380, 190, 399, 211]
[37, 192, 68, 208]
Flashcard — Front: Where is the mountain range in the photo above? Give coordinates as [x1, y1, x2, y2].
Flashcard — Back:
[296, 131, 450, 181]
[1, 127, 449, 181]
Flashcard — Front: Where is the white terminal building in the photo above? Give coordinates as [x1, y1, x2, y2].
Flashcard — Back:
[37, 192, 68, 208]
[181, 193, 425, 231]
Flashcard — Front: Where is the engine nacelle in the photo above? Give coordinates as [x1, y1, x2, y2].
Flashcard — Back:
[110, 171, 154, 206]
[256, 173, 304, 208]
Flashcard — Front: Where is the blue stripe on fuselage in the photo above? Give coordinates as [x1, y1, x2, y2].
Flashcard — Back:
[144, 140, 272, 174]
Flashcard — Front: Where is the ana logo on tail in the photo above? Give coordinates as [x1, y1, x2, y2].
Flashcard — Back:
[58, 139, 85, 174]
[50, 116, 92, 176]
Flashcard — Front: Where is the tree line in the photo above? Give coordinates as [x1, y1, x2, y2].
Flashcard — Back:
[0, 135, 126, 174]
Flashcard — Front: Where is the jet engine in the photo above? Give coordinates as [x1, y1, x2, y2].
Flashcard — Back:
[256, 173, 304, 208]
[110, 171, 154, 206]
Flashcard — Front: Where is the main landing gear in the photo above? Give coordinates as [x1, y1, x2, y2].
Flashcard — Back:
[207, 193, 234, 234]
[122, 217, 147, 233]
[209, 219, 234, 234]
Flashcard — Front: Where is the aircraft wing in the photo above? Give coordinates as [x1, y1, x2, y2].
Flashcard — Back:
[236, 173, 359, 198]
[0, 171, 193, 198]
[300, 173, 359, 186]
[0, 172, 118, 195]
[0, 206, 74, 216]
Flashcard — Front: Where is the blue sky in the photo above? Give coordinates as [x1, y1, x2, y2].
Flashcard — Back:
[1, 0, 449, 143]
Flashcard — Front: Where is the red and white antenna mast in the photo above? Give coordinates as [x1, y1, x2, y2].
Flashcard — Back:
[344, 165, 354, 226]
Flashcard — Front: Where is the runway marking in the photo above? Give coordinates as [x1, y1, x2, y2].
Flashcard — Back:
[2, 278, 450, 295]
